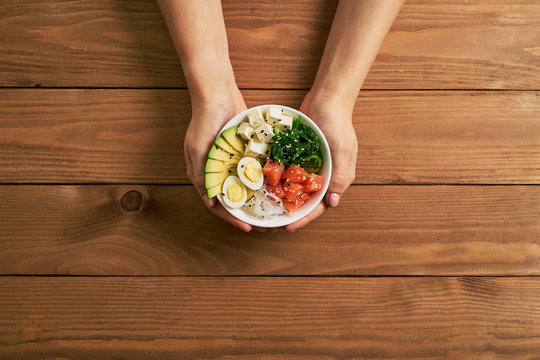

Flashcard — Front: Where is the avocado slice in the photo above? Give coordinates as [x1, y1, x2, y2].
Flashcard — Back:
[204, 164, 238, 196]
[222, 126, 245, 153]
[208, 145, 232, 162]
[205, 172, 229, 189]
[207, 184, 222, 199]
[224, 164, 238, 176]
[215, 136, 238, 155]
[205, 158, 225, 173]
[246, 187, 255, 200]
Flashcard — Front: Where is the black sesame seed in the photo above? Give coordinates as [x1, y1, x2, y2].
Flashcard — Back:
[251, 134, 254, 138]
[260, 130, 264, 133]
[228, 170, 232, 173]
[241, 164, 244, 168]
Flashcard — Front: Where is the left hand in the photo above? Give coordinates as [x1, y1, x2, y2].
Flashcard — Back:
[285, 90, 358, 232]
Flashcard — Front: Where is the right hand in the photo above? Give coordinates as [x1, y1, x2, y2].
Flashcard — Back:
[184, 88, 253, 232]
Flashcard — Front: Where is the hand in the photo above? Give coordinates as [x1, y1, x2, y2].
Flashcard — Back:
[184, 88, 253, 232]
[285, 90, 358, 232]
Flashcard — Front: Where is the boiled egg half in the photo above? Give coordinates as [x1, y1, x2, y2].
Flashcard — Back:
[221, 175, 247, 208]
[237, 157, 264, 190]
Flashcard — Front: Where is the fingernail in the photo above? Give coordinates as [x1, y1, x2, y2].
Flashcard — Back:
[328, 193, 340, 208]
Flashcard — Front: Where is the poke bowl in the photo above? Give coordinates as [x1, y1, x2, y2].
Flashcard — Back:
[204, 105, 332, 228]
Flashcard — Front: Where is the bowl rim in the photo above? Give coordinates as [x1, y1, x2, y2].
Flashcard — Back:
[215, 104, 332, 228]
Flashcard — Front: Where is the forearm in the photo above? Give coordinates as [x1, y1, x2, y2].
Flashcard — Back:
[157, 0, 237, 106]
[311, 0, 404, 106]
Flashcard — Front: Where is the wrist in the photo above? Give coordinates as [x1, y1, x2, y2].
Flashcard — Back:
[304, 86, 357, 116]
[309, 70, 360, 111]
[183, 54, 239, 107]
[189, 75, 240, 110]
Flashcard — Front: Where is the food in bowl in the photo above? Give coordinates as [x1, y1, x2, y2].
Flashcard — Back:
[204, 105, 331, 227]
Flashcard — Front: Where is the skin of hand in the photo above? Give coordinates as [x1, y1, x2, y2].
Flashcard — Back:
[285, 0, 404, 232]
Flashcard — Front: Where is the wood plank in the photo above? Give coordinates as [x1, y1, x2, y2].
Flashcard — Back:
[0, 89, 538, 184]
[1, 277, 539, 358]
[0, 0, 539, 89]
[0, 185, 537, 276]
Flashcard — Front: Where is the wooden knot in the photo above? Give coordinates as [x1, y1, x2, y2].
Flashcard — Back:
[121, 190, 143, 212]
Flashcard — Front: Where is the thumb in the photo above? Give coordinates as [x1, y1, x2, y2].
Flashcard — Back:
[325, 173, 351, 208]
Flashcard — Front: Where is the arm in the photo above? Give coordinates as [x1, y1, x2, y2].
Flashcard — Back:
[287, 0, 404, 232]
[157, 0, 252, 232]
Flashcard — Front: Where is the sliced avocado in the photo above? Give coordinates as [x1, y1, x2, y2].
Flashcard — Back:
[222, 126, 245, 153]
[205, 172, 228, 189]
[205, 158, 225, 173]
[205, 165, 237, 192]
[224, 164, 238, 176]
[207, 184, 222, 199]
[224, 153, 241, 167]
[246, 187, 255, 200]
[215, 136, 237, 155]
[208, 145, 231, 162]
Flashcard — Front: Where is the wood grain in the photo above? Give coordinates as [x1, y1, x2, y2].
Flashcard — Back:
[1, 89, 538, 184]
[1, 277, 539, 359]
[1, 0, 539, 89]
[0, 185, 537, 276]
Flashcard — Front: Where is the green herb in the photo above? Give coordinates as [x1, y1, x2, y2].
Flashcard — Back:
[270, 115, 323, 173]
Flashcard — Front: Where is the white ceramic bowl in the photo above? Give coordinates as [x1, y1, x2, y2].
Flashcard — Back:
[216, 105, 332, 228]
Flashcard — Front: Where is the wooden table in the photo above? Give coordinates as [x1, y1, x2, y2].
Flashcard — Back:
[1, 0, 539, 358]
